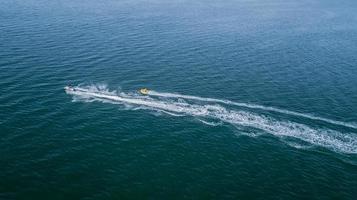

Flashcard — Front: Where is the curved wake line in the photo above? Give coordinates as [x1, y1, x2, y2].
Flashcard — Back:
[148, 91, 357, 130]
[198, 119, 223, 126]
[66, 86, 357, 154]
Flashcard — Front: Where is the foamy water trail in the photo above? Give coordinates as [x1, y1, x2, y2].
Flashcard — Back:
[148, 91, 357, 130]
[65, 86, 357, 154]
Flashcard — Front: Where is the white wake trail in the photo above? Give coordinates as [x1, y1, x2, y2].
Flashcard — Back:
[66, 86, 357, 154]
[148, 91, 357, 130]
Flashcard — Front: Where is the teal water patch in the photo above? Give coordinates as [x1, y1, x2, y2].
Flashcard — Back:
[2, 0, 357, 199]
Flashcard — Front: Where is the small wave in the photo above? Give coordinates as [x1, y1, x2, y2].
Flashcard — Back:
[198, 119, 223, 126]
[159, 110, 185, 117]
[66, 85, 357, 154]
[285, 141, 314, 150]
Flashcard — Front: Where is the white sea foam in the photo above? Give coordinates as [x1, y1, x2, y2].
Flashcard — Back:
[198, 119, 223, 126]
[148, 91, 357, 130]
[65, 85, 357, 154]
[158, 110, 185, 117]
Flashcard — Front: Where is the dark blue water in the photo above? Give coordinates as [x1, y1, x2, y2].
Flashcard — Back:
[1, 0, 357, 199]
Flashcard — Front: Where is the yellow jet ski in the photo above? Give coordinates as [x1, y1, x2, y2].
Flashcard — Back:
[139, 88, 149, 95]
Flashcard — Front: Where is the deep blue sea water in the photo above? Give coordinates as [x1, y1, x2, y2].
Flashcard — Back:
[1, 0, 357, 199]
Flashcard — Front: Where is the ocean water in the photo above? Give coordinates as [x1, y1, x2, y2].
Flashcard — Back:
[1, 0, 357, 199]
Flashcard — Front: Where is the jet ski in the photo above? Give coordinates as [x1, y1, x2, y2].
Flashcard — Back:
[64, 86, 75, 91]
[64, 86, 82, 92]
[139, 88, 149, 95]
